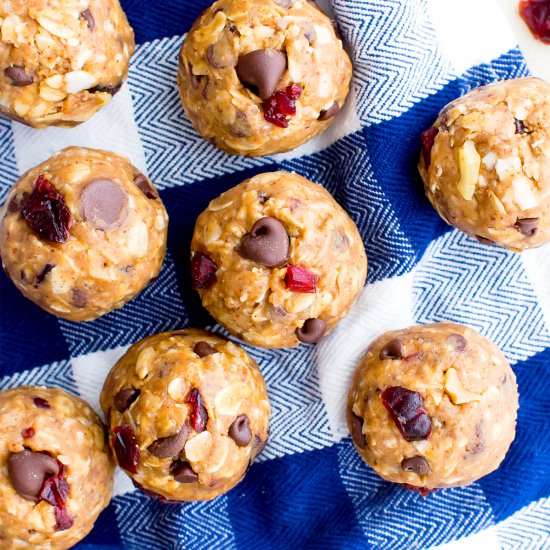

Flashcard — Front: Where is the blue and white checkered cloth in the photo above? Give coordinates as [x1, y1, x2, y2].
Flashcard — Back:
[1, 0, 549, 548]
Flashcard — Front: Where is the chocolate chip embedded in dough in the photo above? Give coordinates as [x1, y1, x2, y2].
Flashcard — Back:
[206, 35, 237, 69]
[447, 333, 467, 351]
[514, 217, 538, 237]
[401, 456, 430, 475]
[350, 412, 366, 449]
[236, 49, 287, 100]
[475, 235, 496, 245]
[70, 288, 88, 309]
[148, 426, 190, 458]
[170, 460, 199, 483]
[87, 82, 123, 95]
[238, 217, 289, 267]
[134, 173, 159, 199]
[296, 318, 327, 344]
[228, 415, 252, 447]
[193, 341, 217, 358]
[7, 450, 60, 501]
[80, 178, 129, 231]
[114, 388, 140, 413]
[319, 101, 341, 121]
[4, 66, 34, 86]
[514, 118, 530, 135]
[80, 8, 95, 30]
[379, 339, 404, 360]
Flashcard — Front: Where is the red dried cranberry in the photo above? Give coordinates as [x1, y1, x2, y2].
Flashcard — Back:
[22, 175, 73, 243]
[402, 483, 435, 497]
[284, 265, 318, 293]
[112, 425, 140, 474]
[38, 460, 73, 531]
[519, 1, 550, 44]
[191, 252, 217, 290]
[21, 427, 35, 439]
[186, 388, 208, 432]
[263, 84, 302, 128]
[55, 506, 74, 531]
[381, 386, 432, 441]
[420, 127, 438, 168]
[33, 397, 51, 409]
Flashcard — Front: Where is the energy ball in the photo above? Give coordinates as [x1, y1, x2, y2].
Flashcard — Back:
[347, 323, 518, 491]
[0, 386, 114, 548]
[191, 171, 367, 348]
[178, 0, 352, 156]
[100, 329, 271, 502]
[0, 0, 134, 128]
[0, 147, 167, 322]
[419, 77, 550, 251]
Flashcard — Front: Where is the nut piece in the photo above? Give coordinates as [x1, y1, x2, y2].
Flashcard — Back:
[457, 140, 481, 201]
[444, 367, 482, 404]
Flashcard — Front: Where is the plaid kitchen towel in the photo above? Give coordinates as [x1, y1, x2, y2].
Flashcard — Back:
[0, 0, 549, 548]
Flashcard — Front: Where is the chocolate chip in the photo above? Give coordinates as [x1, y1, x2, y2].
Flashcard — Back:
[514, 118, 530, 135]
[447, 333, 467, 351]
[8, 450, 59, 501]
[148, 426, 190, 458]
[4, 66, 34, 87]
[319, 101, 340, 121]
[401, 456, 430, 475]
[206, 35, 237, 69]
[296, 318, 327, 344]
[134, 173, 158, 199]
[514, 217, 538, 237]
[70, 289, 88, 309]
[229, 110, 252, 137]
[114, 388, 140, 413]
[170, 460, 198, 483]
[236, 49, 287, 99]
[238, 217, 289, 267]
[35, 264, 54, 286]
[258, 191, 269, 204]
[80, 8, 95, 30]
[33, 397, 50, 409]
[229, 415, 252, 447]
[193, 341, 217, 357]
[87, 82, 123, 95]
[350, 412, 366, 449]
[475, 235, 495, 245]
[80, 179, 128, 231]
[379, 339, 403, 360]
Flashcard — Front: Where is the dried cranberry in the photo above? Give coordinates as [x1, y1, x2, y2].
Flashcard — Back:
[381, 386, 432, 441]
[519, 1, 550, 44]
[420, 127, 438, 168]
[55, 506, 74, 531]
[263, 84, 302, 128]
[38, 461, 73, 531]
[191, 252, 217, 290]
[112, 426, 140, 474]
[22, 175, 73, 243]
[284, 265, 318, 293]
[186, 388, 208, 432]
[402, 483, 435, 497]
[21, 427, 35, 439]
[33, 397, 51, 409]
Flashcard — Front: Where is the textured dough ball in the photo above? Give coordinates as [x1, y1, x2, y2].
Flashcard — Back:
[0, 147, 167, 322]
[178, 0, 352, 156]
[0, 0, 134, 128]
[0, 386, 114, 549]
[190, 171, 367, 348]
[347, 323, 518, 491]
[100, 329, 271, 502]
[419, 77, 550, 251]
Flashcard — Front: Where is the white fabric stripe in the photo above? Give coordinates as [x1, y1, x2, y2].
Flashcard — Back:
[521, 243, 550, 337]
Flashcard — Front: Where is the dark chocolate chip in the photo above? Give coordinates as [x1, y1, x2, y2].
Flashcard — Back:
[70, 289, 88, 309]
[475, 235, 496, 245]
[8, 450, 59, 501]
[379, 339, 403, 360]
[447, 333, 467, 351]
[401, 456, 430, 475]
[80, 8, 95, 30]
[350, 412, 366, 449]
[236, 49, 287, 99]
[114, 388, 140, 413]
[87, 82, 123, 96]
[148, 426, 190, 458]
[4, 66, 34, 87]
[514, 118, 530, 135]
[238, 217, 289, 267]
[319, 101, 340, 121]
[258, 191, 269, 204]
[228, 415, 252, 447]
[193, 341, 217, 357]
[134, 173, 158, 199]
[170, 460, 198, 483]
[35, 264, 54, 285]
[514, 217, 538, 237]
[296, 318, 327, 344]
[80, 178, 128, 231]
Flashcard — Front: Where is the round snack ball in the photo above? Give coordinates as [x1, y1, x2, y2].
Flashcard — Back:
[100, 329, 271, 502]
[419, 77, 550, 251]
[0, 386, 114, 547]
[347, 323, 518, 491]
[178, 0, 352, 156]
[0, 0, 134, 128]
[190, 171, 367, 348]
[0, 147, 167, 322]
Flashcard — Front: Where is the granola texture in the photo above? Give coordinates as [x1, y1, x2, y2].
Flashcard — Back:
[101, 329, 271, 502]
[0, 386, 114, 549]
[0, 147, 167, 321]
[419, 77, 550, 251]
[191, 171, 367, 348]
[347, 323, 518, 490]
[178, 0, 352, 156]
[0, 0, 134, 128]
